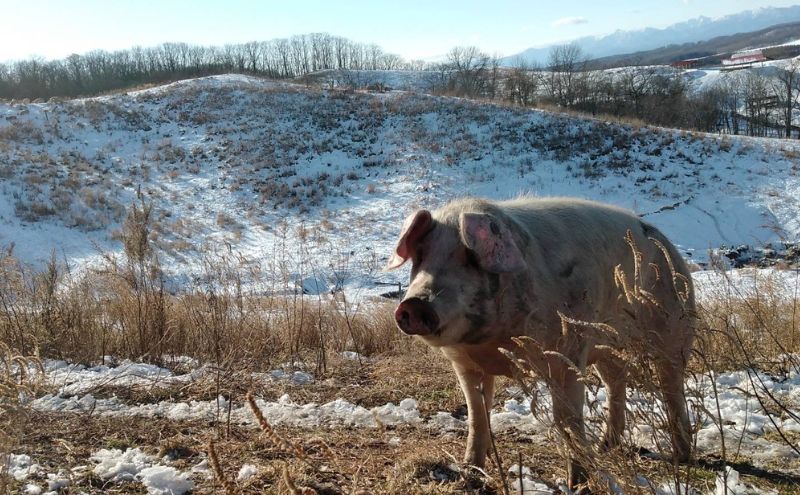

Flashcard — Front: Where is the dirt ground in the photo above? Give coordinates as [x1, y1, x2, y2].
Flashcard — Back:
[5, 350, 800, 494]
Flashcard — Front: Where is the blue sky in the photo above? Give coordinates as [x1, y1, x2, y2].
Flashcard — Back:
[1, 0, 798, 62]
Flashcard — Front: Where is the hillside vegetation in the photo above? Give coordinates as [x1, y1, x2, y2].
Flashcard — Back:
[0, 75, 798, 293]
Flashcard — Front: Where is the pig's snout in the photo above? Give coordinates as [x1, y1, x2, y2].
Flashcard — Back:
[394, 297, 440, 336]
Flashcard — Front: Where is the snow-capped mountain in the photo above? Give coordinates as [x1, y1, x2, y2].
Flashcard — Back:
[507, 5, 800, 65]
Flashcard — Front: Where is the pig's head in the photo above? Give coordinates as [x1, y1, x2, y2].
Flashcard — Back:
[385, 202, 527, 347]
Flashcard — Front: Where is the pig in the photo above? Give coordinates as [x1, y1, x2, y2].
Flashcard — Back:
[386, 196, 696, 490]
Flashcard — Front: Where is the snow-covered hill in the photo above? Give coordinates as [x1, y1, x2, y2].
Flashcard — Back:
[1, 74, 799, 296]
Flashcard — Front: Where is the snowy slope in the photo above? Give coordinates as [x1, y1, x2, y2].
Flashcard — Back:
[1, 74, 799, 296]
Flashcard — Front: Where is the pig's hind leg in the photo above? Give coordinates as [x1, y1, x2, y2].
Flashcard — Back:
[594, 358, 628, 451]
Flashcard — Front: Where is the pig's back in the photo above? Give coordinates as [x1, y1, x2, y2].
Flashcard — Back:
[498, 196, 693, 316]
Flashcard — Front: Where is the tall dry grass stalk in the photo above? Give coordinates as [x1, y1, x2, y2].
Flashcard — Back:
[245, 391, 357, 494]
[282, 464, 318, 495]
[0, 343, 44, 494]
[503, 233, 800, 493]
[207, 440, 237, 495]
[246, 392, 310, 466]
[0, 196, 402, 372]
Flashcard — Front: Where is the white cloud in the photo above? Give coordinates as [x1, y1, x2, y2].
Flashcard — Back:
[552, 16, 589, 28]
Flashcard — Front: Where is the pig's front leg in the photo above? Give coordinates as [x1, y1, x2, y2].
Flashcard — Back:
[454, 363, 495, 467]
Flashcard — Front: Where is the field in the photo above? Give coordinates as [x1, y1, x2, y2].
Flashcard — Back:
[1, 75, 800, 494]
[4, 277, 800, 494]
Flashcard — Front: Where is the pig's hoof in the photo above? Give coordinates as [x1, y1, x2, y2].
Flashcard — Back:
[462, 454, 486, 469]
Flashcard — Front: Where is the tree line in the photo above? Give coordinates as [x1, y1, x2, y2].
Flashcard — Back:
[0, 33, 413, 99]
[4, 35, 800, 139]
[426, 43, 797, 138]
[499, 44, 800, 138]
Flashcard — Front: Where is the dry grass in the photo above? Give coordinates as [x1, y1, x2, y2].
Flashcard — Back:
[2, 334, 799, 494]
[0, 222, 401, 372]
[0, 344, 44, 494]
[6, 347, 796, 494]
[695, 269, 800, 373]
[1, 213, 799, 493]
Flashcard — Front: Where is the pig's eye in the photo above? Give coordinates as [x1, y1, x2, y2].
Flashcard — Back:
[464, 249, 480, 270]
[414, 247, 425, 264]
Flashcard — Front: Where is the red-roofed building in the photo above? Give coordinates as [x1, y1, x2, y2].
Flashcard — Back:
[722, 50, 767, 67]
[671, 59, 701, 69]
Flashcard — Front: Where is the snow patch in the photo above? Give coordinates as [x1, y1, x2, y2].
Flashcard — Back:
[22, 484, 42, 495]
[139, 465, 194, 495]
[236, 463, 259, 481]
[91, 448, 155, 482]
[507, 464, 552, 494]
[89, 447, 191, 494]
[3, 454, 40, 481]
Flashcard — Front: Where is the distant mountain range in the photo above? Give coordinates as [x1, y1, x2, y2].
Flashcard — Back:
[587, 21, 800, 69]
[505, 5, 800, 66]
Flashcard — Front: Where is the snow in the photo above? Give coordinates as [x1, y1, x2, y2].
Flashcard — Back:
[693, 268, 800, 303]
[507, 464, 552, 494]
[89, 448, 192, 494]
[22, 484, 42, 495]
[714, 466, 777, 495]
[139, 465, 194, 495]
[91, 447, 155, 482]
[190, 458, 212, 479]
[341, 350, 366, 361]
[3, 74, 800, 300]
[503, 464, 780, 495]
[31, 389, 424, 429]
[4, 453, 40, 481]
[43, 359, 183, 395]
[236, 463, 259, 481]
[44, 471, 70, 492]
[37, 357, 315, 396]
[13, 342, 800, 492]
[28, 357, 800, 478]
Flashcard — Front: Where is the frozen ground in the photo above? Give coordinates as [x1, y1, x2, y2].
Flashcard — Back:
[7, 264, 799, 492]
[9, 342, 797, 494]
[12, 261, 800, 492]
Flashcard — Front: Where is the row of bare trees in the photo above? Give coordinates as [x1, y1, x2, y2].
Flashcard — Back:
[4, 35, 800, 138]
[499, 43, 800, 138]
[0, 34, 411, 99]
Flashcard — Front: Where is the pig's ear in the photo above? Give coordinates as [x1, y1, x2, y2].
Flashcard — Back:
[459, 213, 526, 273]
[384, 210, 433, 271]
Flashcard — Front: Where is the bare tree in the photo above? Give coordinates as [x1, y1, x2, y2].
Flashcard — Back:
[546, 43, 587, 106]
[380, 53, 404, 71]
[445, 46, 490, 97]
[744, 72, 774, 137]
[772, 61, 800, 138]
[366, 44, 383, 71]
[616, 65, 658, 117]
[715, 72, 746, 135]
[505, 57, 538, 106]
